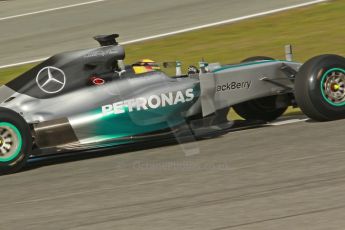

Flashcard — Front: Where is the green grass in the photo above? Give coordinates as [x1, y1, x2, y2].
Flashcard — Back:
[0, 64, 36, 85]
[124, 0, 344, 65]
[1, 0, 344, 119]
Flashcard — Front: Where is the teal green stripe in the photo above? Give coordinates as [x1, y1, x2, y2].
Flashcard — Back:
[212, 60, 276, 73]
[0, 122, 22, 163]
[212, 60, 298, 73]
[320, 68, 345, 107]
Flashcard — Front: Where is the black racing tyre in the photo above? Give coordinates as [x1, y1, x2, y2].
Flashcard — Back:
[233, 95, 288, 121]
[241, 56, 275, 63]
[0, 108, 32, 175]
[294, 54, 345, 121]
[232, 56, 288, 122]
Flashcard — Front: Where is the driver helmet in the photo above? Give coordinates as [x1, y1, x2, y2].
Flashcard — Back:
[132, 59, 161, 74]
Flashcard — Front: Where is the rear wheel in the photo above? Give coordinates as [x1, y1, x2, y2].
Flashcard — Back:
[241, 56, 275, 63]
[232, 56, 288, 121]
[294, 54, 345, 121]
[233, 95, 288, 121]
[0, 108, 32, 175]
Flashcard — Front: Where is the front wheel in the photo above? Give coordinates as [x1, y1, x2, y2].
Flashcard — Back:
[0, 108, 32, 175]
[294, 54, 345, 121]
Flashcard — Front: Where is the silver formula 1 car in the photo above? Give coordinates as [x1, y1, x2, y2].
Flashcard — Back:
[0, 34, 344, 174]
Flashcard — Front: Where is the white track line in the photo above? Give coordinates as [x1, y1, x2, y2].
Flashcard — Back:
[268, 118, 308, 126]
[0, 58, 48, 69]
[121, 0, 328, 44]
[0, 0, 328, 69]
[0, 0, 108, 21]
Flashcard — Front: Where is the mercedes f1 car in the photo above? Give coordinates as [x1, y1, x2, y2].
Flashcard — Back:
[0, 34, 344, 174]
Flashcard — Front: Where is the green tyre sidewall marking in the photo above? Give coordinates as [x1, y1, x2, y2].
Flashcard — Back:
[0, 122, 23, 163]
[320, 68, 345, 107]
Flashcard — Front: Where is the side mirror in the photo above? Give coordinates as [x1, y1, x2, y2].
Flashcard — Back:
[285, 44, 293, 61]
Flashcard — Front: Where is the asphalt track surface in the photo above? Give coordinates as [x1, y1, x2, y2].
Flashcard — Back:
[1, 1, 344, 230]
[0, 0, 323, 66]
[2, 116, 345, 230]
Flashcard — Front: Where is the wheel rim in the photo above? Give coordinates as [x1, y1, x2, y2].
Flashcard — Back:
[321, 68, 345, 106]
[0, 122, 22, 163]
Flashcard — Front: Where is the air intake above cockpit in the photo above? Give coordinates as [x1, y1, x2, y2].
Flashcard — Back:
[93, 34, 119, 46]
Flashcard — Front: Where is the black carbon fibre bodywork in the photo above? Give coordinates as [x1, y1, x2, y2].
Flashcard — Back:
[34, 118, 79, 148]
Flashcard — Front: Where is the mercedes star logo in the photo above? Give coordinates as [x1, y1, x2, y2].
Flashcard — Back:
[36, 66, 66, 94]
